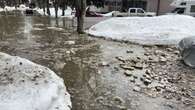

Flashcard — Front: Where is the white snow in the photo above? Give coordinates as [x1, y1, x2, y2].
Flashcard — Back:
[0, 52, 71, 110]
[0, 5, 74, 18]
[36, 7, 74, 18]
[100, 11, 116, 17]
[88, 15, 195, 45]
[0, 5, 29, 12]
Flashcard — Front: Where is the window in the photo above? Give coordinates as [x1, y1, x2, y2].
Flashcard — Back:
[172, 8, 185, 14]
[130, 9, 136, 13]
[137, 9, 144, 13]
[180, 2, 186, 5]
[177, 8, 185, 14]
[191, 5, 195, 12]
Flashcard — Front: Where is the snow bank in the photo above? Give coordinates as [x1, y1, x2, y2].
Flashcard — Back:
[0, 5, 29, 12]
[0, 52, 71, 110]
[88, 15, 195, 45]
[4, 6, 16, 11]
[36, 7, 74, 18]
[100, 11, 116, 17]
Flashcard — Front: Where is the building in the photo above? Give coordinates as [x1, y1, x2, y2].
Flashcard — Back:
[147, 0, 174, 15]
[104, 0, 175, 15]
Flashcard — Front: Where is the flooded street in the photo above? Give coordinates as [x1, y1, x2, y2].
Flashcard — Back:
[0, 15, 195, 110]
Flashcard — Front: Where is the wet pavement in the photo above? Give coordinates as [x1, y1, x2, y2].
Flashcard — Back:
[0, 15, 195, 110]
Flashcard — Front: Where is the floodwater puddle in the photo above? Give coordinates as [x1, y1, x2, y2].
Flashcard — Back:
[0, 15, 194, 110]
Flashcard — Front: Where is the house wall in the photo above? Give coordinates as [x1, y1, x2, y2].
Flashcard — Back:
[146, 0, 174, 15]
[159, 0, 175, 14]
[146, 0, 158, 12]
[103, 0, 175, 15]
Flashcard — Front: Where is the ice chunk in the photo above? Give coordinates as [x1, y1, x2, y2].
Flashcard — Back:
[179, 37, 195, 68]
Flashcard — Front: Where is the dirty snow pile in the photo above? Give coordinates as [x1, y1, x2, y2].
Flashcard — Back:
[36, 7, 74, 18]
[0, 5, 29, 12]
[0, 52, 71, 110]
[88, 15, 195, 45]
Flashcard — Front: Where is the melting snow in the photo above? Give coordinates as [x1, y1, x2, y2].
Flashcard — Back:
[88, 15, 195, 45]
[36, 7, 74, 18]
[0, 52, 71, 110]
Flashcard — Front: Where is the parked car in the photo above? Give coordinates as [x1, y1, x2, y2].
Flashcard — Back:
[112, 8, 156, 17]
[170, 0, 195, 16]
[86, 7, 103, 17]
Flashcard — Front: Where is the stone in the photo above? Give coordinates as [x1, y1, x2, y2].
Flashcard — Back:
[126, 50, 134, 53]
[136, 57, 141, 60]
[66, 51, 71, 54]
[163, 94, 173, 99]
[142, 78, 152, 86]
[133, 75, 138, 79]
[145, 69, 152, 75]
[99, 62, 110, 67]
[166, 48, 173, 52]
[183, 99, 193, 105]
[159, 56, 167, 62]
[148, 57, 153, 60]
[165, 86, 177, 93]
[120, 65, 135, 71]
[133, 86, 141, 92]
[143, 74, 151, 79]
[131, 59, 139, 64]
[95, 96, 104, 103]
[124, 70, 133, 76]
[144, 53, 150, 56]
[65, 41, 75, 45]
[113, 96, 125, 104]
[155, 50, 166, 56]
[54, 60, 66, 70]
[116, 56, 126, 63]
[114, 67, 119, 71]
[173, 51, 180, 55]
[135, 82, 142, 87]
[155, 86, 162, 92]
[116, 105, 127, 110]
[130, 78, 135, 83]
[133, 63, 143, 69]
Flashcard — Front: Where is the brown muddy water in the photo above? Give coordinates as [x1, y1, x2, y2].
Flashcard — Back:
[0, 15, 194, 110]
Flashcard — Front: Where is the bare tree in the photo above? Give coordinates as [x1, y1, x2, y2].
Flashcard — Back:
[75, 0, 86, 33]
[61, 0, 67, 16]
[53, 0, 59, 18]
[46, 0, 50, 16]
[42, 0, 46, 15]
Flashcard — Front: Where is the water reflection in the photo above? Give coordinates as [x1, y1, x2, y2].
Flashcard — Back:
[0, 15, 144, 110]
[0, 15, 105, 110]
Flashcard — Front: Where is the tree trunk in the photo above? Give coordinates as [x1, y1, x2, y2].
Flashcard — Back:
[46, 0, 50, 16]
[76, 0, 86, 34]
[42, 0, 46, 15]
[54, 0, 59, 18]
[62, 1, 66, 16]
[157, 0, 161, 16]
